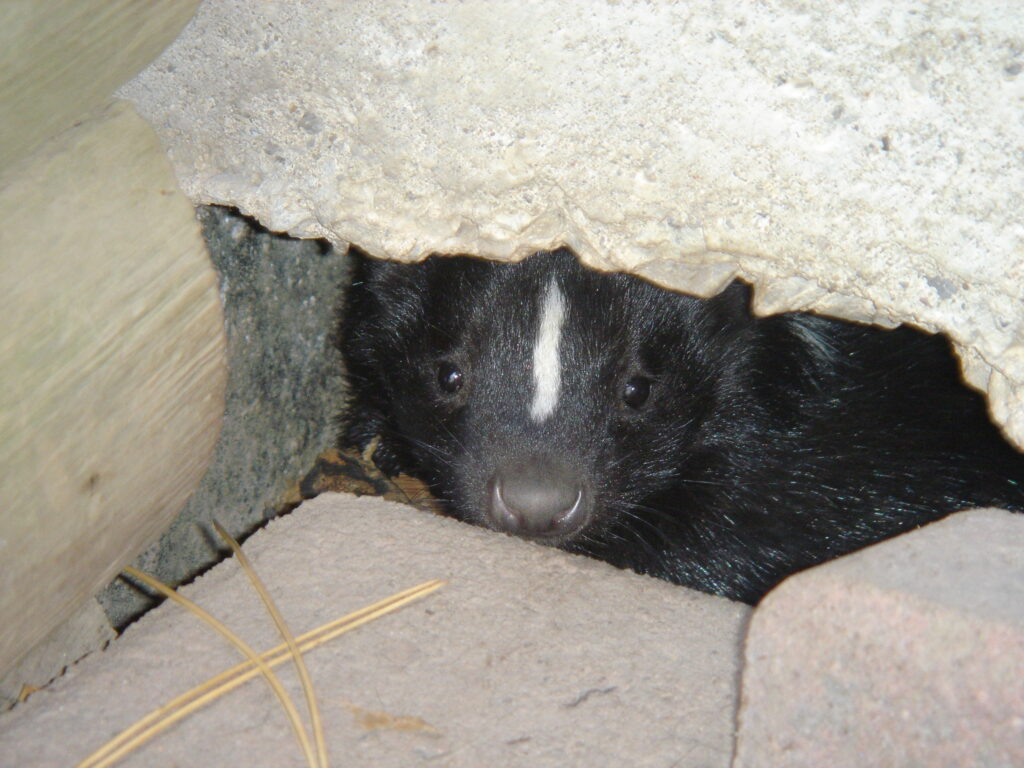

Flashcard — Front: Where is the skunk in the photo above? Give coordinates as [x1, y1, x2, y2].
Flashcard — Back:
[339, 247, 1024, 603]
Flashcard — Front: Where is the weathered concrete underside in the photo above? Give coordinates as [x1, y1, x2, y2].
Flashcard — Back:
[120, 0, 1024, 448]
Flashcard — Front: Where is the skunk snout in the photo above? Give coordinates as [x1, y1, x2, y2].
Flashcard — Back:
[487, 457, 589, 539]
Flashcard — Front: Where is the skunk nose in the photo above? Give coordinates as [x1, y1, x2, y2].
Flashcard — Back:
[488, 458, 587, 537]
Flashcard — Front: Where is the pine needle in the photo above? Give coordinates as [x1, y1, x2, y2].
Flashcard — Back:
[212, 521, 328, 768]
[77, 578, 444, 768]
[111, 566, 317, 767]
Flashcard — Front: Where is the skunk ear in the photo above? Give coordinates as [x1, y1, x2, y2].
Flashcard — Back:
[341, 247, 395, 336]
[345, 246, 426, 304]
[347, 244, 403, 284]
[343, 248, 438, 343]
[701, 280, 758, 334]
[713, 280, 753, 313]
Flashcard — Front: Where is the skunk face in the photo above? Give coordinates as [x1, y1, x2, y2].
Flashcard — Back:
[340, 248, 1024, 603]
[341, 249, 759, 539]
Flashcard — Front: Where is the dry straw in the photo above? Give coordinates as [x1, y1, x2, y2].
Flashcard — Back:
[77, 524, 444, 768]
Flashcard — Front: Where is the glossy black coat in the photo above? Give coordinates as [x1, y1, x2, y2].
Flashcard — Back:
[339, 248, 1024, 603]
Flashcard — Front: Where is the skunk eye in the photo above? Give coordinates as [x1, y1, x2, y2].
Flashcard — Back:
[437, 361, 464, 394]
[622, 375, 651, 409]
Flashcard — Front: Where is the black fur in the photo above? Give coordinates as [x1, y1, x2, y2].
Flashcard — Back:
[339, 247, 1024, 603]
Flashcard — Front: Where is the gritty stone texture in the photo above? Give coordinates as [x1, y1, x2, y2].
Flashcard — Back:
[118, 0, 1024, 449]
[733, 508, 1024, 768]
[98, 206, 349, 627]
[0, 494, 749, 767]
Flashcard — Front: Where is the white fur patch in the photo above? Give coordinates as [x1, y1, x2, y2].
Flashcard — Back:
[530, 278, 566, 422]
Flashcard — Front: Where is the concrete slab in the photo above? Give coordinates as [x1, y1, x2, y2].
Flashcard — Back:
[0, 493, 749, 767]
[118, 0, 1024, 449]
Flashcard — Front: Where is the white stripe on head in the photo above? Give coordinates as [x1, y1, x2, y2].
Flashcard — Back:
[530, 277, 566, 423]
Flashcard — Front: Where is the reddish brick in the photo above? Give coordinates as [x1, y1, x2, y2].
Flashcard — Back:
[734, 508, 1024, 768]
